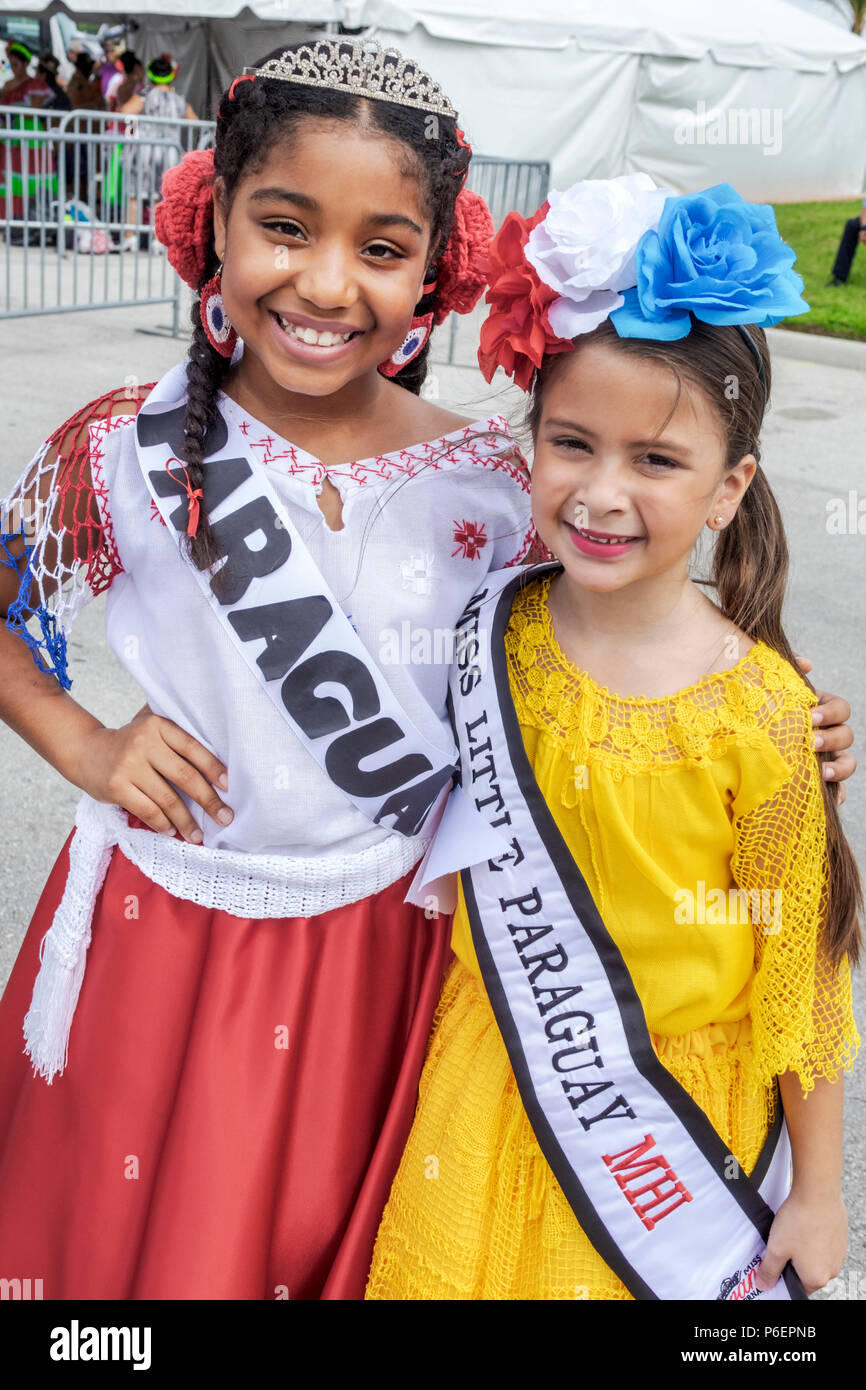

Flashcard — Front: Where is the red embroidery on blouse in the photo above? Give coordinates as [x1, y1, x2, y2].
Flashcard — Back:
[506, 519, 537, 567]
[452, 519, 488, 560]
[218, 399, 534, 565]
[227, 406, 531, 494]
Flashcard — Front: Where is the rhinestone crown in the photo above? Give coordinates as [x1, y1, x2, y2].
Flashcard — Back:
[245, 38, 457, 117]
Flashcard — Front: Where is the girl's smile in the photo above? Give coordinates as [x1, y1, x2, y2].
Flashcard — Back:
[267, 307, 366, 363]
[565, 523, 644, 559]
[532, 342, 755, 600]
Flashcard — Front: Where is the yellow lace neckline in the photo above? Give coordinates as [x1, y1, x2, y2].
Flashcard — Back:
[533, 572, 768, 708]
[505, 574, 810, 781]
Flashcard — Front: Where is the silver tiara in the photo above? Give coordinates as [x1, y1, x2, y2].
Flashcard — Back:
[245, 38, 457, 118]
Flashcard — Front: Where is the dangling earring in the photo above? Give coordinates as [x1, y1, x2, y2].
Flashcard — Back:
[200, 262, 237, 358]
[379, 273, 437, 378]
[379, 312, 434, 378]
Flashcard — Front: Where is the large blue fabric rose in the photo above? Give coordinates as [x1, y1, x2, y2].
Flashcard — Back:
[609, 183, 808, 340]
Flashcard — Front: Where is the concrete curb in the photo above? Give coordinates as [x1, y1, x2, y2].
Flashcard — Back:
[767, 326, 866, 372]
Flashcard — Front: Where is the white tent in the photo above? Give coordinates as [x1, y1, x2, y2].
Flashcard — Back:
[11, 0, 866, 199]
[363, 0, 866, 200]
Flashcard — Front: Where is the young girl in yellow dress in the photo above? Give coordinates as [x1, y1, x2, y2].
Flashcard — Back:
[366, 176, 862, 1301]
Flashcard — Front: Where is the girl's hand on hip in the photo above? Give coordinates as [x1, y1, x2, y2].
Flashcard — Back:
[73, 705, 232, 843]
[754, 1189, 848, 1296]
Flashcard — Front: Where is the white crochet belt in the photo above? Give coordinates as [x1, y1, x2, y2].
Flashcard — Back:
[22, 793, 428, 1085]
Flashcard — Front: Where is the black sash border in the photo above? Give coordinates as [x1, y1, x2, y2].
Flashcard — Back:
[460, 567, 805, 1301]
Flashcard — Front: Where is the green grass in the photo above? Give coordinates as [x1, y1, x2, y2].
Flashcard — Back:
[773, 200, 866, 341]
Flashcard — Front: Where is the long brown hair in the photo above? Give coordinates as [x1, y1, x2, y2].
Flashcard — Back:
[528, 316, 861, 968]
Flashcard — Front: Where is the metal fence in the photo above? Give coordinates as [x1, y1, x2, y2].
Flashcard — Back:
[1, 105, 548, 361]
[464, 154, 549, 232]
[1, 105, 213, 329]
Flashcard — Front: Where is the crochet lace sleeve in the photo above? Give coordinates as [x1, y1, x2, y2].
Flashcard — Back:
[732, 698, 860, 1095]
[0, 384, 152, 690]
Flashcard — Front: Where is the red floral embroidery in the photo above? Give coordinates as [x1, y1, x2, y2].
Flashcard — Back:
[452, 519, 488, 560]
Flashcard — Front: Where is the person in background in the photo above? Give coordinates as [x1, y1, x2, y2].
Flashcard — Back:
[36, 54, 71, 113]
[65, 51, 105, 206]
[826, 197, 866, 287]
[66, 51, 106, 112]
[100, 35, 124, 103]
[1, 41, 51, 107]
[143, 53, 197, 125]
[1, 42, 52, 236]
[113, 51, 145, 115]
[111, 52, 146, 249]
[138, 55, 197, 241]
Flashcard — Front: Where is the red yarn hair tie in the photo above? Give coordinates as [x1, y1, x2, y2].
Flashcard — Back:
[167, 457, 204, 538]
[154, 150, 217, 290]
[454, 126, 472, 186]
[228, 74, 255, 101]
[429, 187, 493, 326]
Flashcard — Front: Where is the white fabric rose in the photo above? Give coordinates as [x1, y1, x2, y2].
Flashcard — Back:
[526, 173, 672, 338]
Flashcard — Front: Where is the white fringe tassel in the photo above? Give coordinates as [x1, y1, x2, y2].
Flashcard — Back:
[23, 797, 120, 1084]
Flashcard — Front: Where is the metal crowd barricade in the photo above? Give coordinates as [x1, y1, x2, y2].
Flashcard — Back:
[0, 106, 214, 330]
[465, 154, 550, 230]
[0, 110, 546, 365]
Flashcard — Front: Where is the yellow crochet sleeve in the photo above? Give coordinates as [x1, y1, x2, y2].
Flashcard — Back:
[731, 698, 859, 1095]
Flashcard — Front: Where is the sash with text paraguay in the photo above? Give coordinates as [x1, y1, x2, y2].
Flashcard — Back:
[133, 363, 471, 842]
[449, 565, 806, 1302]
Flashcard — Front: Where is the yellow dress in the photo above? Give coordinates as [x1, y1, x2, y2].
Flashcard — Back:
[365, 574, 860, 1301]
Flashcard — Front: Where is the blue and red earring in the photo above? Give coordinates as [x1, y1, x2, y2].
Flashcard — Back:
[200, 262, 237, 358]
[379, 276, 437, 378]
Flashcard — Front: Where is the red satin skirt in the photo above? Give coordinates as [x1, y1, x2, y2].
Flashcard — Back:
[0, 828, 451, 1299]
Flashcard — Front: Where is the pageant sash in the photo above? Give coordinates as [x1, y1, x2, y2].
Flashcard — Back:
[133, 363, 501, 849]
[449, 565, 806, 1301]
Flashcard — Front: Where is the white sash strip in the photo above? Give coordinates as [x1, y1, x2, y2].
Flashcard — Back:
[134, 362, 458, 841]
[450, 566, 805, 1302]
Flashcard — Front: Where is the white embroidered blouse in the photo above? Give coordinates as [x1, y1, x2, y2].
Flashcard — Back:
[0, 368, 533, 916]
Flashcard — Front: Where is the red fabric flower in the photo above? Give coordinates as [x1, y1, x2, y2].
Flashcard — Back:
[433, 187, 494, 325]
[154, 149, 217, 290]
[477, 201, 574, 391]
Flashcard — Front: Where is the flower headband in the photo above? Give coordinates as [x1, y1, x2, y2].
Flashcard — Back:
[478, 173, 809, 393]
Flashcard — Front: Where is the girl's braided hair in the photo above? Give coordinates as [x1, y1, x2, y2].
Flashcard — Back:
[180, 42, 471, 575]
